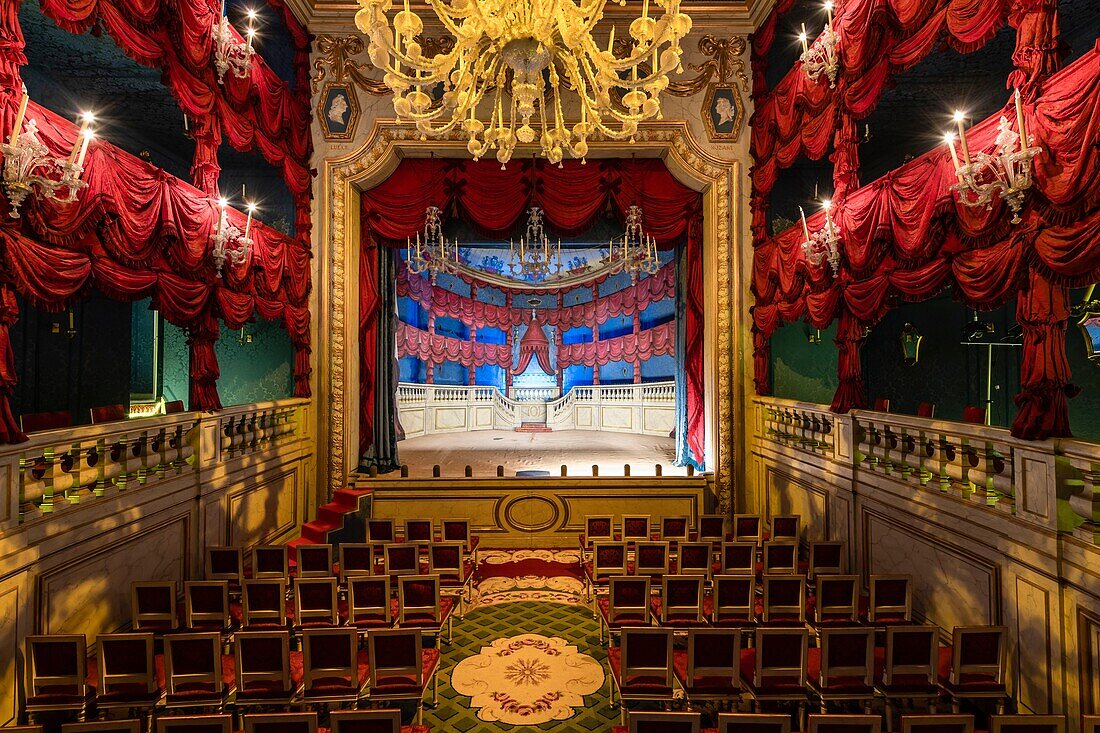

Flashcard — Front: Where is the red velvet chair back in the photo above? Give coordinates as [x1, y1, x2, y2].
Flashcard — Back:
[916, 402, 936, 418]
[762, 576, 805, 623]
[184, 582, 230, 630]
[441, 519, 471, 549]
[713, 575, 755, 624]
[952, 626, 1006, 684]
[697, 515, 727, 543]
[251, 546, 288, 580]
[242, 713, 318, 733]
[404, 518, 434, 543]
[733, 514, 763, 543]
[96, 633, 156, 694]
[720, 541, 756, 574]
[873, 398, 891, 413]
[622, 515, 651, 541]
[609, 577, 651, 624]
[241, 580, 287, 628]
[428, 542, 463, 577]
[300, 628, 358, 692]
[808, 714, 882, 733]
[27, 634, 87, 697]
[869, 575, 912, 623]
[815, 575, 859, 624]
[883, 626, 938, 685]
[163, 633, 223, 697]
[818, 629, 874, 689]
[593, 542, 628, 578]
[339, 544, 375, 582]
[662, 577, 703, 622]
[685, 628, 740, 685]
[329, 710, 404, 733]
[235, 631, 292, 697]
[754, 628, 807, 687]
[156, 715, 232, 733]
[584, 515, 614, 544]
[660, 516, 690, 541]
[763, 542, 798, 574]
[962, 406, 987, 424]
[899, 715, 974, 733]
[677, 542, 713, 575]
[367, 519, 396, 544]
[205, 547, 243, 583]
[132, 582, 177, 631]
[770, 515, 800, 542]
[398, 575, 441, 624]
[629, 712, 701, 733]
[294, 578, 339, 627]
[635, 541, 670, 576]
[384, 543, 420, 576]
[621, 627, 673, 686]
[348, 577, 391, 625]
[164, 400, 186, 414]
[716, 714, 791, 733]
[808, 541, 845, 577]
[90, 404, 127, 424]
[989, 716, 1066, 733]
[20, 410, 73, 432]
[296, 545, 333, 578]
[367, 629, 423, 693]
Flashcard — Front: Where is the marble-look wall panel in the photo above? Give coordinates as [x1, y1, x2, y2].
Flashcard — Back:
[861, 507, 1000, 631]
[0, 578, 23, 726]
[765, 465, 829, 541]
[1013, 574, 1055, 713]
[38, 516, 189, 637]
[227, 467, 301, 547]
[1075, 605, 1100, 716]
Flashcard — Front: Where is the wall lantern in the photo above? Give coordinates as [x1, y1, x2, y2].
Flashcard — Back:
[900, 322, 922, 366]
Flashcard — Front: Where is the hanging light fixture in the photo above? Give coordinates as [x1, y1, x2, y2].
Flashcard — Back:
[798, 2, 839, 88]
[212, 4, 257, 84]
[509, 207, 561, 280]
[210, 198, 255, 277]
[608, 204, 659, 279]
[353, 0, 693, 167]
[799, 200, 841, 276]
[407, 204, 459, 283]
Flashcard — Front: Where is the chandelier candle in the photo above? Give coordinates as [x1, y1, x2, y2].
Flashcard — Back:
[8, 85, 28, 147]
[67, 113, 93, 165]
[799, 206, 810, 242]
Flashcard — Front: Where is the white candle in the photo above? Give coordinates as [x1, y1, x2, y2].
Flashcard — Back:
[799, 25, 809, 55]
[68, 113, 92, 165]
[954, 111, 970, 167]
[246, 28, 255, 53]
[216, 200, 227, 236]
[221, 0, 226, 16]
[75, 131, 92, 170]
[823, 200, 833, 230]
[244, 205, 254, 239]
[9, 85, 28, 147]
[642, 0, 649, 20]
[824, 0, 833, 26]
[944, 133, 961, 177]
[799, 206, 811, 241]
[1014, 88, 1028, 148]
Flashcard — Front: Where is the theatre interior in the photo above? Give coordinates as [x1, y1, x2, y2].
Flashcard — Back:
[1, 0, 1099, 730]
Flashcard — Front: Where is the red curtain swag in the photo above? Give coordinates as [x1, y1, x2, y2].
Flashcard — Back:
[557, 320, 676, 368]
[397, 261, 676, 331]
[751, 45, 1100, 439]
[396, 322, 512, 370]
[0, 102, 312, 439]
[361, 157, 706, 464]
[513, 320, 553, 375]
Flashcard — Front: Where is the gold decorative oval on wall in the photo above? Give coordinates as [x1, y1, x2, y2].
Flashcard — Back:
[501, 494, 562, 533]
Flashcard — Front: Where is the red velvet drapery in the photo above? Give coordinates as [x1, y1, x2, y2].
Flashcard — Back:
[513, 320, 553, 375]
[0, 101, 311, 437]
[360, 157, 705, 464]
[557, 321, 676, 368]
[751, 45, 1100, 438]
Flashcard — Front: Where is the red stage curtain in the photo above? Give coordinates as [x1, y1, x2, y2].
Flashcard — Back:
[361, 157, 706, 465]
[359, 233, 381, 456]
[514, 320, 553, 375]
[557, 321, 676, 368]
[396, 322, 512, 369]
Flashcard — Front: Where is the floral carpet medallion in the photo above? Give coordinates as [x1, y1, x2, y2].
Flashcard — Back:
[450, 633, 605, 724]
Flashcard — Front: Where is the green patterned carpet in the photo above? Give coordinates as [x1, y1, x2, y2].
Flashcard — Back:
[424, 601, 621, 732]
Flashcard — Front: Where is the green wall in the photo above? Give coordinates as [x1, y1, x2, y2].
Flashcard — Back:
[770, 321, 839, 404]
[162, 321, 191, 409]
[215, 318, 294, 406]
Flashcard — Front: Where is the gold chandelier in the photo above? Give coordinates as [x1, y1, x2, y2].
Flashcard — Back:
[354, 0, 693, 166]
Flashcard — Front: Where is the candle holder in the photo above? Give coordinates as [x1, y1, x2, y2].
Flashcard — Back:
[407, 205, 459, 283]
[608, 204, 660, 280]
[212, 14, 254, 84]
[951, 115, 1041, 225]
[1, 119, 88, 219]
[799, 22, 839, 88]
[211, 207, 252, 277]
[801, 210, 841, 276]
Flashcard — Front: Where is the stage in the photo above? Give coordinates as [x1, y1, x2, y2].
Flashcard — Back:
[395, 429, 686, 478]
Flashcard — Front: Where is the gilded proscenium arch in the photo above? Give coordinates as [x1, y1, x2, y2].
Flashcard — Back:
[317, 120, 741, 509]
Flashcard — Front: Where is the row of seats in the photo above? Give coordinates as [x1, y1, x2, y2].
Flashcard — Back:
[24, 628, 440, 725]
[364, 519, 479, 556]
[580, 514, 791, 549]
[610, 710, 1087, 733]
[607, 625, 1008, 728]
[11, 710, 429, 733]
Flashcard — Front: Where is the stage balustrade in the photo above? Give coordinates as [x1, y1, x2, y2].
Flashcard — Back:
[748, 395, 1100, 720]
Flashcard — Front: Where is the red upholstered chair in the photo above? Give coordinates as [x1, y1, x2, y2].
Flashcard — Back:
[403, 518, 434, 544]
[63, 722, 140, 733]
[868, 575, 912, 625]
[916, 403, 936, 419]
[440, 519, 477, 554]
[156, 715, 232, 733]
[296, 545, 334, 578]
[807, 628, 875, 712]
[366, 629, 440, 725]
[656, 576, 705, 627]
[397, 575, 454, 643]
[720, 541, 757, 575]
[962, 406, 987, 425]
[809, 575, 860, 629]
[25, 634, 90, 720]
[608, 627, 675, 725]
[697, 515, 729, 546]
[241, 580, 288, 630]
[740, 628, 809, 707]
[20, 410, 73, 432]
[131, 582, 177, 634]
[294, 628, 367, 704]
[659, 516, 690, 545]
[622, 515, 653, 544]
[875, 625, 942, 718]
[677, 542, 713, 577]
[808, 542, 845, 579]
[599, 576, 651, 643]
[807, 714, 882, 733]
[989, 716, 1066, 733]
[716, 714, 791, 733]
[771, 516, 801, 543]
[90, 404, 127, 424]
[339, 544, 376, 583]
[330, 709, 429, 733]
[346, 576, 393, 630]
[205, 547, 243, 587]
[184, 581, 232, 633]
[428, 542, 471, 616]
[384, 544, 422, 579]
[162, 632, 233, 709]
[763, 542, 799, 575]
[900, 715, 975, 733]
[251, 546, 289, 580]
[164, 400, 186, 414]
[242, 713, 318, 733]
[873, 398, 891, 413]
[585, 541, 629, 602]
[367, 519, 397, 551]
[761, 576, 806, 625]
[940, 626, 1008, 714]
[734, 514, 764, 544]
[92, 633, 161, 712]
[711, 575, 757, 627]
[634, 541, 670, 577]
[580, 515, 616, 556]
[234, 631, 294, 709]
[612, 711, 702, 733]
[672, 628, 741, 703]
[294, 577, 340, 629]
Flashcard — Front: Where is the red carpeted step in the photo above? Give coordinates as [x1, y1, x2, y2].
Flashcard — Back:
[515, 423, 553, 433]
[300, 519, 341, 543]
[333, 487, 372, 509]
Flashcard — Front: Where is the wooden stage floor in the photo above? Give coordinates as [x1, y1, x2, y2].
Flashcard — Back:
[396, 429, 686, 478]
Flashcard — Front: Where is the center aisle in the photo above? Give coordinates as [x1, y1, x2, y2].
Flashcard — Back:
[425, 550, 620, 731]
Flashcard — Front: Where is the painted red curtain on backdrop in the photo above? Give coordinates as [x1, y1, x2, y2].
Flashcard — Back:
[359, 157, 705, 464]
